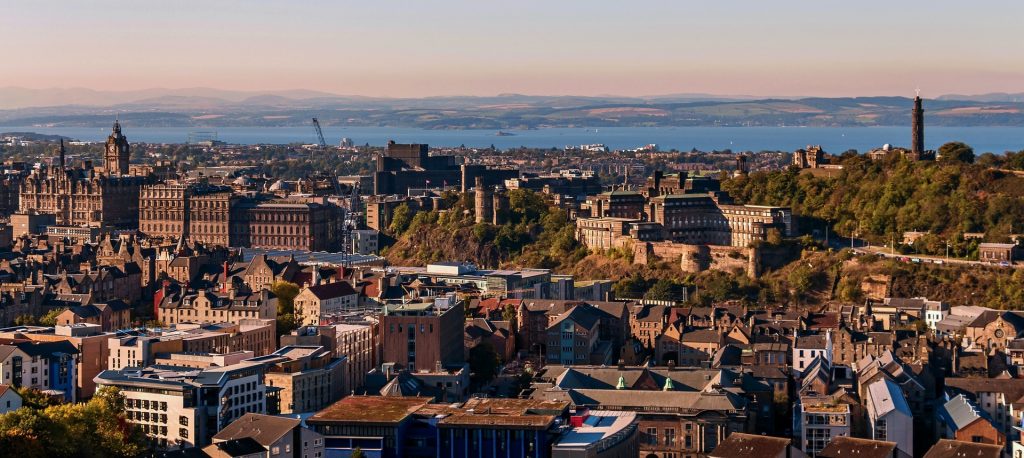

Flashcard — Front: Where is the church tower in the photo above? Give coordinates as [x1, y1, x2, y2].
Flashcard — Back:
[105, 119, 130, 175]
[911, 93, 924, 156]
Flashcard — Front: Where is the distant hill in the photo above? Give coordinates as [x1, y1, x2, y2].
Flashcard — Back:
[937, 92, 1024, 102]
[2, 88, 1024, 128]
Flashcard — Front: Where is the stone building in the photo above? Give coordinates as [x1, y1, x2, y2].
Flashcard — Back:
[793, 145, 828, 169]
[247, 345, 346, 415]
[649, 192, 794, 247]
[19, 122, 149, 228]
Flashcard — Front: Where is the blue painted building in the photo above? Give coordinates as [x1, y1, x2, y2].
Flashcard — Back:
[0, 340, 79, 402]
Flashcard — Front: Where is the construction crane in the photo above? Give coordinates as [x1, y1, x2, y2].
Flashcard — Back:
[312, 118, 327, 149]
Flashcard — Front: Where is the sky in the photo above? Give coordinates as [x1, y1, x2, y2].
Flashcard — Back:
[2, 0, 1023, 98]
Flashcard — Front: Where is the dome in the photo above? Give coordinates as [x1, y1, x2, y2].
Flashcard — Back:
[268, 179, 291, 192]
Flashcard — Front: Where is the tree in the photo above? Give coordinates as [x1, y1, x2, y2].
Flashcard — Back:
[351, 448, 365, 458]
[645, 279, 683, 302]
[501, 303, 518, 330]
[0, 386, 147, 458]
[788, 265, 815, 297]
[16, 388, 62, 409]
[612, 273, 649, 299]
[276, 313, 297, 337]
[938, 142, 974, 164]
[13, 314, 36, 326]
[389, 203, 412, 234]
[39, 308, 66, 327]
[271, 281, 300, 316]
[468, 342, 501, 386]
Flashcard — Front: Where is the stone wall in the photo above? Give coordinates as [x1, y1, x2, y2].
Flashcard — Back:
[634, 241, 759, 277]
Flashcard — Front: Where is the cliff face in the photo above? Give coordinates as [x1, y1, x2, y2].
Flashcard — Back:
[384, 224, 503, 268]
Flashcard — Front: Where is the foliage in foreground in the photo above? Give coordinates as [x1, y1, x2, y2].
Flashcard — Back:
[0, 386, 148, 458]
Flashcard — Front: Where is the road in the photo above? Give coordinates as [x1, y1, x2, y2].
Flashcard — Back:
[826, 235, 1021, 269]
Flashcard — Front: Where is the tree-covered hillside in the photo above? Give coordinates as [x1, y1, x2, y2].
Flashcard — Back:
[723, 144, 1024, 256]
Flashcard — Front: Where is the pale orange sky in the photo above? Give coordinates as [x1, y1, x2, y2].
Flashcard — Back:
[2, 0, 1022, 98]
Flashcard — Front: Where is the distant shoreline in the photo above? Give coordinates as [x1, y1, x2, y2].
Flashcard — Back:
[4, 125, 1023, 153]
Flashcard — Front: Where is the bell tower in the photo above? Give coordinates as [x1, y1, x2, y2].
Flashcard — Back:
[105, 119, 130, 175]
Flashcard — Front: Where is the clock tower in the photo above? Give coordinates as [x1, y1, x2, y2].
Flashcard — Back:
[105, 119, 130, 175]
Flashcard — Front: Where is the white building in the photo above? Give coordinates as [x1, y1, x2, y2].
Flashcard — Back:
[793, 331, 832, 375]
[351, 229, 379, 255]
[0, 341, 79, 403]
[924, 299, 950, 331]
[0, 385, 23, 413]
[797, 393, 851, 455]
[866, 378, 913, 458]
[94, 362, 267, 449]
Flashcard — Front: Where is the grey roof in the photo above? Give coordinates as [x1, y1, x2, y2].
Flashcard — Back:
[867, 378, 912, 419]
[566, 388, 745, 413]
[938, 394, 992, 432]
[213, 413, 300, 446]
[548, 366, 736, 392]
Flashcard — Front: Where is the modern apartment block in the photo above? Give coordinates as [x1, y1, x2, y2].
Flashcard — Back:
[94, 362, 268, 449]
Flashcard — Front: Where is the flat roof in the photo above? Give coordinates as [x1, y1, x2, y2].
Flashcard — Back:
[554, 410, 636, 449]
[307, 396, 432, 425]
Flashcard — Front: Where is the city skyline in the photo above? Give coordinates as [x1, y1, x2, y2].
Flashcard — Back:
[3, 1, 1024, 98]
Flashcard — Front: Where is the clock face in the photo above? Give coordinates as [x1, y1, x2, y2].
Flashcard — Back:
[996, 329, 1005, 338]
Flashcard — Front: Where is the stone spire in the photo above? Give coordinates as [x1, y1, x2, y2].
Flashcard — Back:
[59, 138, 65, 169]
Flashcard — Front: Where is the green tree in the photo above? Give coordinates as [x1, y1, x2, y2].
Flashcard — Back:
[612, 273, 649, 299]
[13, 314, 36, 326]
[352, 448, 365, 458]
[788, 265, 815, 297]
[38, 308, 66, 327]
[389, 203, 413, 234]
[0, 386, 147, 458]
[938, 142, 974, 164]
[645, 279, 683, 302]
[271, 281, 300, 316]
[271, 281, 301, 336]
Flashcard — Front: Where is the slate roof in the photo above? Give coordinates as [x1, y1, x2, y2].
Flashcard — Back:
[867, 378, 912, 419]
[709, 433, 792, 458]
[938, 394, 992, 432]
[305, 281, 357, 300]
[212, 413, 300, 447]
[923, 440, 1002, 458]
[566, 388, 745, 413]
[818, 437, 896, 458]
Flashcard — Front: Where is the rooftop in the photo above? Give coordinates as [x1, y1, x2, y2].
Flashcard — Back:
[307, 396, 432, 425]
[818, 436, 896, 458]
[709, 433, 792, 458]
[923, 439, 1002, 458]
[553, 410, 636, 450]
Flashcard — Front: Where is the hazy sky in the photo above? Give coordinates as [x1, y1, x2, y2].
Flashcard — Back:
[3, 0, 1023, 97]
